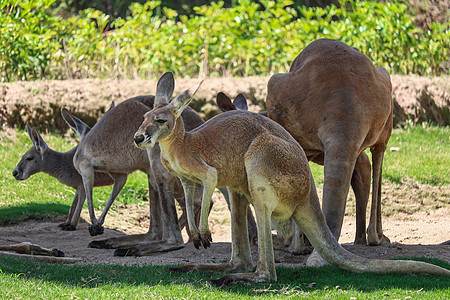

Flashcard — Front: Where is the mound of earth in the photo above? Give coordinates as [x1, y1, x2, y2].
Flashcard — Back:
[1, 75, 449, 132]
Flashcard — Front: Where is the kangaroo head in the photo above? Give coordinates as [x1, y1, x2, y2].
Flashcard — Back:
[13, 124, 49, 180]
[216, 92, 248, 112]
[134, 72, 202, 149]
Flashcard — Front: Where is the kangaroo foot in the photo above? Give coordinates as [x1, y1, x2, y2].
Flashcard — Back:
[306, 250, 328, 267]
[89, 239, 115, 249]
[114, 248, 141, 257]
[210, 271, 272, 286]
[114, 241, 184, 257]
[168, 264, 195, 273]
[209, 275, 236, 287]
[353, 235, 367, 245]
[57, 222, 68, 228]
[368, 233, 391, 246]
[381, 234, 391, 246]
[88, 224, 104, 236]
[52, 249, 65, 257]
[59, 224, 77, 231]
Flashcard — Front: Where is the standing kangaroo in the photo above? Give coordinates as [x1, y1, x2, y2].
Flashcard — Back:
[72, 94, 205, 255]
[72, 93, 246, 255]
[13, 115, 114, 231]
[134, 72, 449, 284]
[266, 39, 392, 266]
[216, 92, 308, 255]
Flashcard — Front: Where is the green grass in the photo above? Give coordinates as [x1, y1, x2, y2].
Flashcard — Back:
[0, 256, 448, 299]
[301, 124, 450, 186]
[0, 125, 449, 225]
[383, 124, 450, 185]
[0, 126, 449, 298]
[0, 129, 148, 225]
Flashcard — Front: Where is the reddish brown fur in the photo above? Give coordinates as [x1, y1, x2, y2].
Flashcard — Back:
[134, 72, 449, 284]
[266, 39, 393, 258]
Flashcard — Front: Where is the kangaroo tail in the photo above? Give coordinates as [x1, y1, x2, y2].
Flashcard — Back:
[293, 184, 450, 276]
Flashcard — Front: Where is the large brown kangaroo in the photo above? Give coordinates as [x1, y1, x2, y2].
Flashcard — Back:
[133, 72, 449, 284]
[266, 39, 392, 266]
[73, 92, 255, 255]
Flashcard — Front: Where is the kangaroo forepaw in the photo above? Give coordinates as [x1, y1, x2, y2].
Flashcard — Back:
[88, 224, 104, 236]
[200, 232, 212, 249]
[168, 265, 195, 273]
[193, 239, 202, 249]
[191, 232, 202, 249]
[114, 248, 141, 257]
[209, 275, 235, 287]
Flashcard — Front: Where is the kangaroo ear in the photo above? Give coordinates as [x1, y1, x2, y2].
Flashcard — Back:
[233, 93, 248, 111]
[61, 108, 91, 140]
[26, 123, 33, 141]
[109, 101, 115, 110]
[216, 92, 236, 112]
[155, 72, 175, 106]
[28, 126, 48, 154]
[170, 80, 203, 118]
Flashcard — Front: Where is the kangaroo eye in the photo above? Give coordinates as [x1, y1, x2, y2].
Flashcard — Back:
[156, 119, 167, 124]
[26, 157, 33, 161]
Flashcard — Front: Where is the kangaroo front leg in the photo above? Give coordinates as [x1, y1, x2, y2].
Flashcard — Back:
[180, 178, 201, 248]
[79, 163, 101, 236]
[307, 144, 357, 267]
[60, 189, 86, 231]
[351, 152, 371, 245]
[198, 168, 218, 249]
[367, 148, 390, 246]
[170, 188, 253, 275]
[97, 173, 128, 226]
[58, 190, 79, 230]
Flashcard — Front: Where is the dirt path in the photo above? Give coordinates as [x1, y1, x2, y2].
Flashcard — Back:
[0, 189, 449, 267]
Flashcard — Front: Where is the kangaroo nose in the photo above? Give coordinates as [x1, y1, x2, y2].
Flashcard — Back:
[134, 134, 145, 145]
[12, 170, 18, 178]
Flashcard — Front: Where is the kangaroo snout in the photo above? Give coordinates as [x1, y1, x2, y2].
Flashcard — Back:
[12, 168, 23, 180]
[133, 133, 146, 148]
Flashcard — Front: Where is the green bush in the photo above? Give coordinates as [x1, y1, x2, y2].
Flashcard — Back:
[1, 0, 448, 82]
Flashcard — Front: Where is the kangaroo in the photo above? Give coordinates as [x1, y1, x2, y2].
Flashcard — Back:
[134, 72, 449, 284]
[266, 39, 392, 266]
[72, 93, 239, 256]
[216, 92, 308, 255]
[13, 121, 114, 231]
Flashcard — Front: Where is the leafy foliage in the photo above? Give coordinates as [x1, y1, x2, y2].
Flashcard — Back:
[1, 0, 449, 82]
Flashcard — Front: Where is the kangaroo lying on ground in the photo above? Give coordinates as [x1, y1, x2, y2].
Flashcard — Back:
[134, 72, 449, 284]
[266, 39, 393, 266]
[13, 118, 114, 231]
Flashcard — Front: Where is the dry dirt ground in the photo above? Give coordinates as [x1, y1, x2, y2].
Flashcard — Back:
[0, 187, 449, 267]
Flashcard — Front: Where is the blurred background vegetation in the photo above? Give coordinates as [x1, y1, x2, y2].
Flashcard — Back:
[1, 0, 449, 82]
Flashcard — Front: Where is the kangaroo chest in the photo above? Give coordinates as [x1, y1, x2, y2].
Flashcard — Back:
[160, 154, 202, 184]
